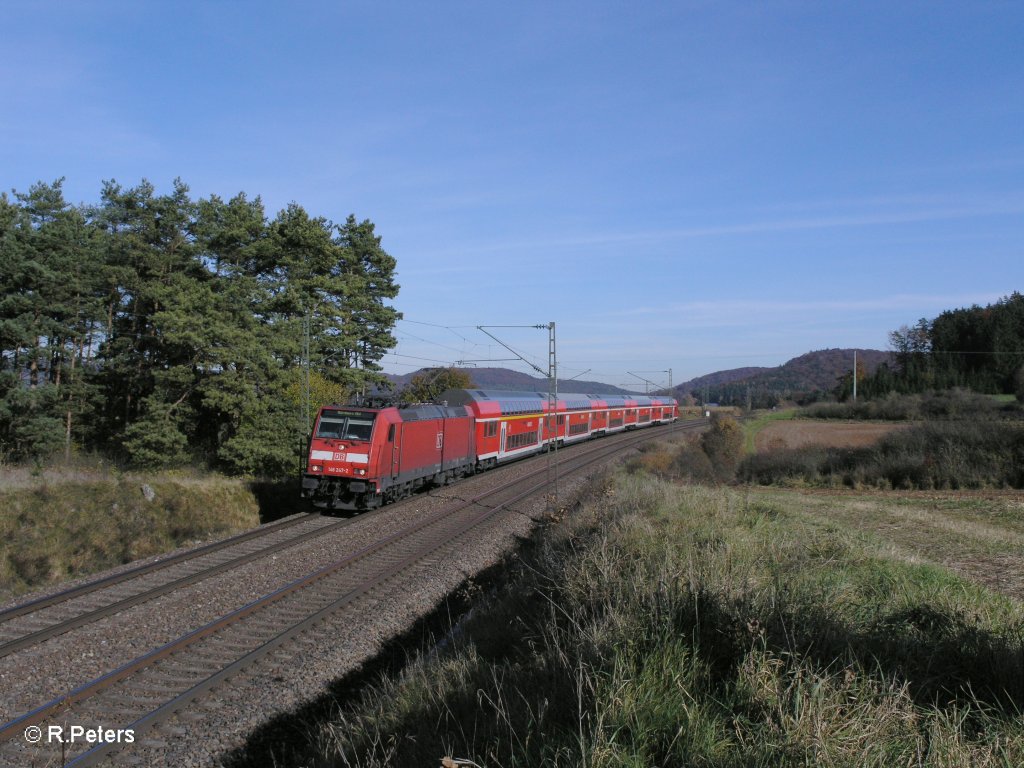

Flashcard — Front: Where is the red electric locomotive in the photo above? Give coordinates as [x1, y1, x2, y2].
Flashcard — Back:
[302, 402, 475, 510]
[302, 388, 678, 511]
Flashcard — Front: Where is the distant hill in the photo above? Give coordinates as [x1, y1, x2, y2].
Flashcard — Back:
[386, 350, 890, 406]
[751, 349, 890, 392]
[676, 366, 773, 394]
[676, 348, 891, 406]
[385, 367, 633, 395]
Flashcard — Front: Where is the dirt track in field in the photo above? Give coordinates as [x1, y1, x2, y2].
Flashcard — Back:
[754, 420, 907, 452]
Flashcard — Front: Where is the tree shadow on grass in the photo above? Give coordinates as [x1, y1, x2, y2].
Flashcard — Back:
[684, 588, 1024, 714]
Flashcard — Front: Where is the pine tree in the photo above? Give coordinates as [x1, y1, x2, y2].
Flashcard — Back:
[0, 180, 104, 460]
[193, 193, 299, 475]
[93, 179, 199, 465]
[0, 177, 402, 474]
[333, 216, 401, 394]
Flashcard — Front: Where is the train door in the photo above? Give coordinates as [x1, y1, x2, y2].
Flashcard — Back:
[391, 423, 402, 479]
[437, 419, 445, 471]
[499, 421, 507, 459]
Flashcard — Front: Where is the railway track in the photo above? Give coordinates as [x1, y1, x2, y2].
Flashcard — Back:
[0, 513, 356, 660]
[0, 419, 704, 766]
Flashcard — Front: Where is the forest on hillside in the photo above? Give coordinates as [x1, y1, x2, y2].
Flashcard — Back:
[684, 349, 890, 409]
[689, 294, 1024, 408]
[845, 293, 1024, 400]
[0, 179, 400, 474]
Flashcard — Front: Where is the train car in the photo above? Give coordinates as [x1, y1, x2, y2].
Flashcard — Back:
[439, 390, 551, 468]
[438, 389, 679, 467]
[304, 389, 679, 512]
[587, 394, 678, 432]
[302, 402, 475, 510]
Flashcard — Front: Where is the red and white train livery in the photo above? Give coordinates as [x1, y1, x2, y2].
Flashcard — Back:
[302, 388, 678, 511]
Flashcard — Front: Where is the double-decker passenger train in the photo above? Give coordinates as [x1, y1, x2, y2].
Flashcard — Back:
[302, 388, 678, 511]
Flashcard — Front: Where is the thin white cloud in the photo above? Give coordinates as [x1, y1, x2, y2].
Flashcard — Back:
[553, 203, 1024, 248]
[605, 293, 1008, 320]
[407, 200, 1024, 260]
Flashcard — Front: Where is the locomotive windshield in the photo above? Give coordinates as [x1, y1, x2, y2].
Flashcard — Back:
[315, 410, 375, 441]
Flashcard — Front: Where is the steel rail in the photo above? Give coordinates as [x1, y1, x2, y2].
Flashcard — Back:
[64, 419, 704, 765]
[72, 453, 615, 766]
[0, 513, 319, 624]
[0, 456, 531, 748]
[0, 515, 357, 659]
[1, 418, 704, 765]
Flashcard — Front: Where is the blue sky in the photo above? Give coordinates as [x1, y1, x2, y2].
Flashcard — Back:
[3, 1, 1022, 390]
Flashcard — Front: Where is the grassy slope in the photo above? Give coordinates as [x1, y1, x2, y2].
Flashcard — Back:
[0, 471, 262, 599]
[242, 470, 1024, 768]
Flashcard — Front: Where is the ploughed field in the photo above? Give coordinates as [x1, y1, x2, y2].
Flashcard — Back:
[754, 418, 908, 451]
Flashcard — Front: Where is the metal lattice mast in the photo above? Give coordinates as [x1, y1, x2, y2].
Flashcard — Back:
[548, 321, 558, 511]
[474, 323, 557, 509]
[303, 309, 311, 438]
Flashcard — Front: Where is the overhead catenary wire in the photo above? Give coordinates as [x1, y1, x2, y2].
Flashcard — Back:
[397, 318, 485, 345]
[392, 318, 678, 387]
[383, 351, 462, 366]
[395, 330, 468, 356]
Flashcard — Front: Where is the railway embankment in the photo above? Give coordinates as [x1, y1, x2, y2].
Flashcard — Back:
[0, 423, 697, 766]
[0, 469, 285, 600]
[231, 466, 1024, 768]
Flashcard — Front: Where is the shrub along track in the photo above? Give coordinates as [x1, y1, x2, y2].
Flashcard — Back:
[0, 419, 703, 766]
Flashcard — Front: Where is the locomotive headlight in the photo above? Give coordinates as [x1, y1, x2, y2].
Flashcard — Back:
[311, 464, 322, 472]
[357, 468, 366, 475]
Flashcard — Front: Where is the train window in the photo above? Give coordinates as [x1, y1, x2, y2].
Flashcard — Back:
[506, 431, 538, 450]
[316, 410, 375, 441]
[387, 424, 395, 442]
[484, 422, 498, 438]
[557, 415, 564, 425]
[347, 421, 373, 441]
[316, 420, 342, 439]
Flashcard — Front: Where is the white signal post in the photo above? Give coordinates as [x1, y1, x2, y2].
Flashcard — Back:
[853, 350, 858, 402]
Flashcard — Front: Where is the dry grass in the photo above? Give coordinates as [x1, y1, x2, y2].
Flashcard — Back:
[235, 467, 1024, 768]
[739, 420, 1024, 490]
[0, 472, 261, 599]
[754, 419, 908, 452]
[0, 460, 221, 490]
[761, 488, 1024, 600]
